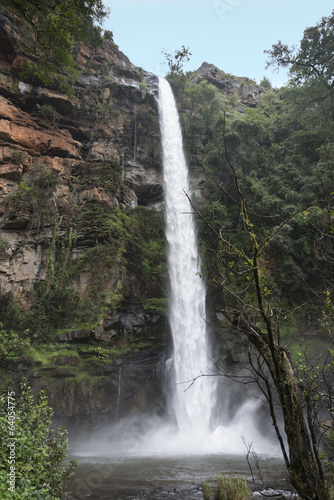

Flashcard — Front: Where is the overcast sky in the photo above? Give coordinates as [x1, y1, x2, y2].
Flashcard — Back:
[103, 1, 333, 88]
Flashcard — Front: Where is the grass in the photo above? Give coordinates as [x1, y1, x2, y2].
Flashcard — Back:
[142, 297, 168, 312]
[202, 475, 252, 500]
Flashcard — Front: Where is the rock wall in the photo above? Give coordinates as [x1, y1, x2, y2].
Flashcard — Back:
[16, 310, 171, 437]
[0, 11, 172, 428]
[0, 10, 163, 304]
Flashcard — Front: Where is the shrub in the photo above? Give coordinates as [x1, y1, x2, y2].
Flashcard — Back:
[139, 82, 149, 92]
[11, 150, 22, 166]
[0, 382, 76, 499]
[0, 238, 10, 255]
[202, 479, 212, 500]
[103, 30, 114, 42]
[40, 104, 56, 120]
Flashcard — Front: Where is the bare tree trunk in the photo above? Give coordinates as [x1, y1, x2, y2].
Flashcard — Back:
[223, 309, 329, 500]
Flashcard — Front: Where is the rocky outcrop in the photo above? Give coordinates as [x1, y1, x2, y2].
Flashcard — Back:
[194, 62, 264, 107]
[0, 13, 253, 433]
[58, 308, 165, 343]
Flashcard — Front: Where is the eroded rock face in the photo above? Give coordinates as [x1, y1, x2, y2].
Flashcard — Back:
[0, 11, 162, 301]
[28, 352, 169, 437]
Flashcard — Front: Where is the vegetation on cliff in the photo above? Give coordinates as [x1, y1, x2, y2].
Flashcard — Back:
[2, 0, 110, 90]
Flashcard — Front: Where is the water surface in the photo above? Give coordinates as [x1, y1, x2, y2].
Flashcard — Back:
[68, 453, 291, 499]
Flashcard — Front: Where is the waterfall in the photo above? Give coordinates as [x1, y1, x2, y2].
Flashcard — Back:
[75, 78, 278, 459]
[158, 78, 215, 443]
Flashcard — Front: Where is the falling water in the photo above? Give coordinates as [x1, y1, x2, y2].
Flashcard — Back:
[74, 79, 279, 460]
[158, 78, 214, 444]
[115, 366, 122, 419]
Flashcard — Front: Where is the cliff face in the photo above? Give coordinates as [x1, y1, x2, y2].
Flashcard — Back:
[0, 17, 265, 308]
[0, 11, 164, 307]
[0, 12, 171, 429]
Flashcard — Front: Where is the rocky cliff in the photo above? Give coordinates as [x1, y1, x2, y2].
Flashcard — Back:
[0, 10, 165, 305]
[194, 62, 264, 107]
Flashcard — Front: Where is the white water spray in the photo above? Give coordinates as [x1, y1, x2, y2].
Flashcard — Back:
[158, 78, 214, 441]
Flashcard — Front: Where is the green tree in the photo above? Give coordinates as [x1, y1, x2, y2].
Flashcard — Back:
[162, 45, 192, 76]
[265, 10, 334, 114]
[0, 325, 30, 370]
[0, 382, 76, 499]
[186, 101, 334, 497]
[189, 170, 333, 499]
[260, 76, 272, 89]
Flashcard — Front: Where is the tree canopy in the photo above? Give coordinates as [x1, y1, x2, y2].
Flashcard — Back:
[265, 10, 334, 105]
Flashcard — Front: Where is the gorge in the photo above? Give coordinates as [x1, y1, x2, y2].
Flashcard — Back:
[68, 77, 281, 500]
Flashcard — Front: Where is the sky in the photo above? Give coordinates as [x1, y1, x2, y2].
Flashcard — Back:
[102, 0, 333, 88]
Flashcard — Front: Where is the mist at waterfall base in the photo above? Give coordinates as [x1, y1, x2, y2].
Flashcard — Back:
[73, 79, 280, 460]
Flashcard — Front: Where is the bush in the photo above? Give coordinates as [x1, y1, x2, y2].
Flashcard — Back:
[103, 30, 114, 42]
[0, 324, 30, 369]
[0, 238, 10, 254]
[0, 382, 76, 499]
[11, 150, 22, 165]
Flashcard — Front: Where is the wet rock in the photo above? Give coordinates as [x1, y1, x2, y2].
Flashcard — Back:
[58, 328, 91, 343]
[102, 316, 121, 332]
[102, 364, 114, 373]
[123, 160, 163, 207]
[92, 325, 117, 341]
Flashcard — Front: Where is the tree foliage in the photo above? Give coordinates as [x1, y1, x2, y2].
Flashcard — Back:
[162, 45, 192, 75]
[0, 325, 30, 370]
[0, 382, 76, 499]
[265, 9, 334, 114]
